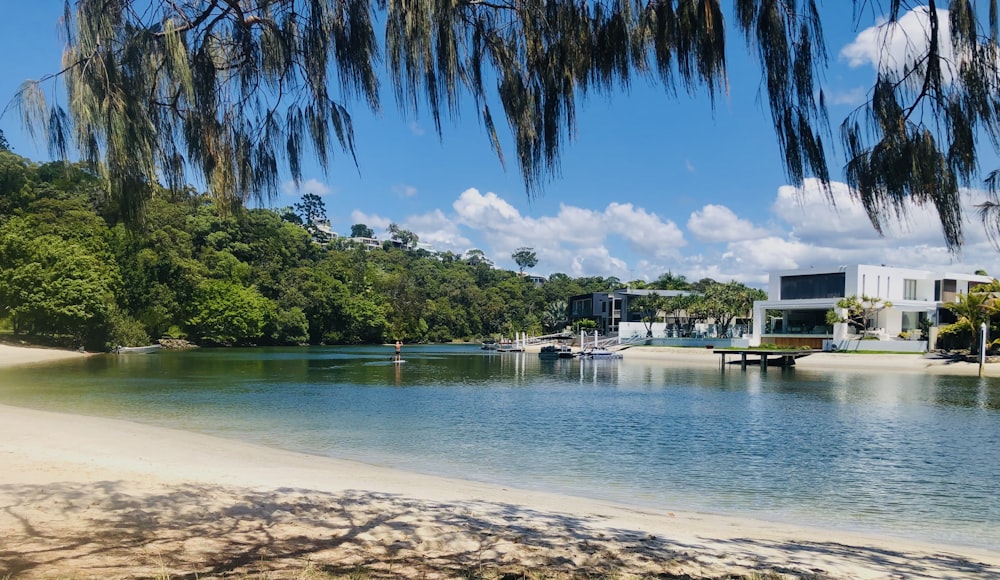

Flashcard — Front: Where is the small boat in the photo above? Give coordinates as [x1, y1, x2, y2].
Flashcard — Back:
[581, 347, 622, 360]
[113, 344, 162, 354]
[480, 340, 498, 350]
[539, 344, 574, 359]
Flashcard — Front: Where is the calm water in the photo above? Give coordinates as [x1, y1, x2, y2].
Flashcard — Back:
[1, 344, 998, 549]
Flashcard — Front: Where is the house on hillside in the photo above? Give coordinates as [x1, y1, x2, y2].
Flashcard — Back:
[750, 264, 992, 351]
[340, 236, 382, 250]
[518, 272, 547, 286]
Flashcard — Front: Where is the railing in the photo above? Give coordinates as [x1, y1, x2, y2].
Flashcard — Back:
[522, 331, 573, 345]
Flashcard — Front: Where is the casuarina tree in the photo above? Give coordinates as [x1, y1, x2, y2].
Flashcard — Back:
[13, 0, 1000, 253]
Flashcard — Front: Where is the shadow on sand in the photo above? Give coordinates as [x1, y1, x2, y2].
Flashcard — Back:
[1, 481, 996, 579]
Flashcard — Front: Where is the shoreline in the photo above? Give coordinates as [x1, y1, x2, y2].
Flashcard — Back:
[0, 342, 90, 368]
[2, 403, 998, 579]
[618, 344, 1000, 376]
[1, 340, 995, 377]
[2, 343, 999, 577]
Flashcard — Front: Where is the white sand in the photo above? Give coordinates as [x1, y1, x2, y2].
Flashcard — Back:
[620, 345, 1000, 376]
[0, 343, 89, 368]
[1, 344, 998, 578]
[2, 405, 998, 579]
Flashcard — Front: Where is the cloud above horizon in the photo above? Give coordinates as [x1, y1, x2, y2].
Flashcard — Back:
[840, 6, 961, 84]
[338, 181, 1000, 287]
[281, 178, 333, 197]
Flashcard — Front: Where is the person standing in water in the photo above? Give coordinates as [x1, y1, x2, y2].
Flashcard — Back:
[394, 340, 402, 362]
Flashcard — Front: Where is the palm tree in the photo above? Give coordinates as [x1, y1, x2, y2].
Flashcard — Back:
[944, 292, 995, 354]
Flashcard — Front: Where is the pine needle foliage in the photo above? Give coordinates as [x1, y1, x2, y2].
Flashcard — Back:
[840, 0, 1000, 253]
[14, 0, 1000, 257]
[10, 0, 734, 223]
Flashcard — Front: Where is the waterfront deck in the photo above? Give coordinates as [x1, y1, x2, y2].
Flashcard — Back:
[717, 349, 813, 370]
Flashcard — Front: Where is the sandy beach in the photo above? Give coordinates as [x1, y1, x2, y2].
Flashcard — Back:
[2, 344, 999, 579]
[0, 343, 90, 368]
[619, 344, 1000, 376]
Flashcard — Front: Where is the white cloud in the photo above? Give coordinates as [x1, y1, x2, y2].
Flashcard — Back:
[339, 182, 1000, 285]
[281, 178, 333, 196]
[453, 188, 522, 224]
[827, 86, 867, 106]
[773, 178, 958, 248]
[688, 204, 770, 243]
[570, 246, 628, 279]
[393, 184, 418, 197]
[764, 179, 1000, 276]
[840, 7, 960, 83]
[446, 188, 686, 274]
[408, 122, 426, 136]
[606, 202, 686, 258]
[403, 209, 471, 252]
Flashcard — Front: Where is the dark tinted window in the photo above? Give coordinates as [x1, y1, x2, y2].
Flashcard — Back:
[780, 273, 846, 299]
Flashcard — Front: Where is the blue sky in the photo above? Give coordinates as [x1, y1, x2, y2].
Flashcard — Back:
[3, 3, 1000, 286]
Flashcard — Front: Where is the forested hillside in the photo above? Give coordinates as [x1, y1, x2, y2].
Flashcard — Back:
[0, 152, 627, 350]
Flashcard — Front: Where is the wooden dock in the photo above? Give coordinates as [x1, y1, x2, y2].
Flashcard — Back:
[716, 349, 813, 370]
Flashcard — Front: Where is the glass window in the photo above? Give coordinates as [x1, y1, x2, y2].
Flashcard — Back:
[904, 279, 918, 300]
[780, 273, 846, 299]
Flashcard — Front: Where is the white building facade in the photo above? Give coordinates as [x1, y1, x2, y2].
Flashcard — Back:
[750, 265, 992, 350]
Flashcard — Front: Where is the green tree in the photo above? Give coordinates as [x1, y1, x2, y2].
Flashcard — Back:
[350, 223, 374, 238]
[268, 306, 310, 345]
[185, 280, 273, 345]
[0, 226, 121, 349]
[943, 291, 996, 354]
[387, 223, 418, 249]
[652, 271, 691, 290]
[698, 281, 766, 336]
[0, 129, 9, 152]
[0, 152, 34, 215]
[629, 294, 664, 338]
[294, 193, 327, 225]
[464, 249, 492, 267]
[512, 247, 538, 274]
[826, 295, 893, 338]
[293, 193, 331, 244]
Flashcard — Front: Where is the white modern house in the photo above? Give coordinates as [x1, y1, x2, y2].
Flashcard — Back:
[750, 264, 993, 351]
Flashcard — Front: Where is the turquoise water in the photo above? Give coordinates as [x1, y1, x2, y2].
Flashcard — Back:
[1, 344, 998, 549]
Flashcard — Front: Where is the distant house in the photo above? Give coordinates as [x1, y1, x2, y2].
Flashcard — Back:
[616, 288, 695, 337]
[341, 236, 382, 250]
[750, 264, 992, 350]
[569, 288, 696, 338]
[568, 292, 620, 336]
[518, 272, 547, 286]
[306, 219, 335, 245]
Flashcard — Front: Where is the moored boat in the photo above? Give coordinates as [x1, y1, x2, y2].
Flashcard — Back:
[539, 344, 574, 359]
[581, 347, 622, 359]
[113, 344, 162, 354]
